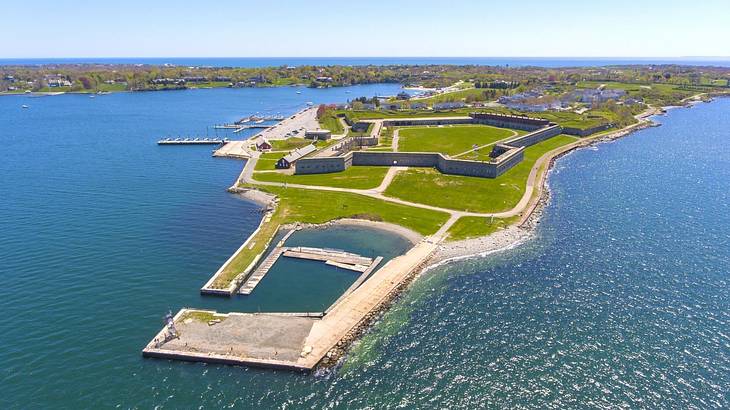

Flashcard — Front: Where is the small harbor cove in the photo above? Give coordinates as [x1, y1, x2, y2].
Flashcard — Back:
[1, 88, 728, 407]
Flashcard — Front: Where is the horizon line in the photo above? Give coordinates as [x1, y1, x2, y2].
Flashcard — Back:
[2, 56, 730, 60]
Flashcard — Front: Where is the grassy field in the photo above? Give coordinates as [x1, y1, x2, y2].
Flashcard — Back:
[253, 166, 389, 189]
[318, 112, 344, 134]
[269, 138, 311, 151]
[398, 124, 517, 156]
[412, 88, 492, 104]
[385, 135, 577, 213]
[263, 186, 450, 235]
[253, 152, 283, 171]
[377, 126, 394, 148]
[447, 216, 519, 241]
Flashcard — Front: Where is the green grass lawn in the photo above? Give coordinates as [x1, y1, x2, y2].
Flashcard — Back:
[253, 166, 389, 189]
[385, 135, 577, 213]
[253, 152, 283, 171]
[263, 186, 450, 235]
[398, 124, 516, 156]
[269, 138, 311, 151]
[447, 216, 519, 241]
[318, 112, 344, 134]
[412, 87, 492, 104]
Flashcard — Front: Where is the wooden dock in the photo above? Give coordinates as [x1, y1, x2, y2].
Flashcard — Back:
[283, 247, 373, 266]
[238, 246, 289, 295]
[238, 229, 297, 295]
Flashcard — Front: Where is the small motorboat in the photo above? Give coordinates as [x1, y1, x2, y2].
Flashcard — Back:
[296, 91, 302, 94]
[21, 104, 29, 108]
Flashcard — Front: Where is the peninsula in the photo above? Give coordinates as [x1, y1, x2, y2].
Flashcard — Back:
[140, 66, 730, 370]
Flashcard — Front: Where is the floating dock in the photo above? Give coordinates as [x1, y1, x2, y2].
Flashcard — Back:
[238, 230, 296, 295]
[238, 246, 289, 295]
[283, 247, 373, 266]
[238, 243, 378, 295]
[158, 138, 228, 145]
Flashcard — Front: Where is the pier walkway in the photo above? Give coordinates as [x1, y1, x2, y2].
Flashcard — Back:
[238, 247, 289, 295]
[283, 247, 373, 266]
[238, 229, 296, 295]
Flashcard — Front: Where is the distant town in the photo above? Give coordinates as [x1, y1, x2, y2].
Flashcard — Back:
[1, 63, 728, 108]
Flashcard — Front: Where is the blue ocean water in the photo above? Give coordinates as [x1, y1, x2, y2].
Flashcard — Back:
[1, 87, 729, 408]
[2, 56, 730, 67]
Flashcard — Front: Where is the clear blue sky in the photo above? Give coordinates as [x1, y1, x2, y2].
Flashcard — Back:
[2, 0, 729, 58]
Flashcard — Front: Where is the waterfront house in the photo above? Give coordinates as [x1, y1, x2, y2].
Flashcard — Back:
[256, 139, 272, 151]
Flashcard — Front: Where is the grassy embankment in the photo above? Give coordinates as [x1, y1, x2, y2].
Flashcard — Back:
[253, 152, 283, 171]
[367, 126, 395, 151]
[269, 138, 312, 151]
[253, 166, 389, 189]
[397, 124, 517, 156]
[410, 87, 498, 104]
[212, 186, 450, 288]
[384, 135, 578, 213]
[318, 111, 344, 134]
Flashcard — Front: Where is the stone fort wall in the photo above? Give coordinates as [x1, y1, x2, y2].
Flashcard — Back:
[296, 146, 526, 178]
[294, 115, 563, 178]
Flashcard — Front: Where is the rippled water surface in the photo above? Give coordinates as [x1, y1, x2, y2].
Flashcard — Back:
[1, 90, 729, 408]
